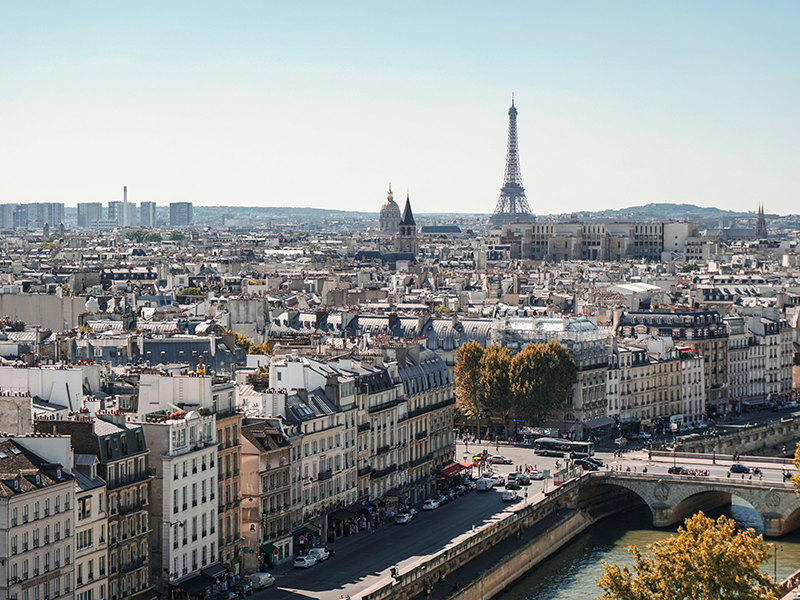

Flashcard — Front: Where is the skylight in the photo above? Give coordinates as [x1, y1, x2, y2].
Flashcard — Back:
[10, 448, 21, 455]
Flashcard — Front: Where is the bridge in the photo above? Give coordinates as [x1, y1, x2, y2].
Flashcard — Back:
[575, 471, 800, 537]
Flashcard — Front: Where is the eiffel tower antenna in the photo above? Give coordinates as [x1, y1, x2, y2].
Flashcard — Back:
[488, 96, 533, 229]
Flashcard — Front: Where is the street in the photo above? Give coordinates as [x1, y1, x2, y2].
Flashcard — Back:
[247, 439, 797, 600]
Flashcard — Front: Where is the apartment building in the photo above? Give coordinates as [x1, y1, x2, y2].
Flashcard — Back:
[240, 419, 293, 570]
[0, 436, 76, 600]
[140, 410, 218, 592]
[680, 350, 706, 425]
[73, 455, 108, 600]
[215, 400, 243, 576]
[724, 315, 751, 413]
[34, 412, 154, 600]
[618, 310, 728, 417]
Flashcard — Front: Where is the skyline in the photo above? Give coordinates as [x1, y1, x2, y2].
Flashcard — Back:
[2, 2, 799, 215]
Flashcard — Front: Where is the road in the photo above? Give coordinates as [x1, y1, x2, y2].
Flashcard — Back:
[247, 439, 797, 600]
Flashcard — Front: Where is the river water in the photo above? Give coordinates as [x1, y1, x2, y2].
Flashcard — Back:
[497, 499, 800, 600]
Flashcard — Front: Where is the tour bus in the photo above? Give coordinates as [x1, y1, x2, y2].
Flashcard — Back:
[532, 437, 594, 458]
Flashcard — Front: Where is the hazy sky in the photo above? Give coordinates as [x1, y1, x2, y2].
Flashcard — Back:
[2, 2, 799, 215]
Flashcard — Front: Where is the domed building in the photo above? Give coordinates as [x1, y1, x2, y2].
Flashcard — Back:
[379, 185, 401, 234]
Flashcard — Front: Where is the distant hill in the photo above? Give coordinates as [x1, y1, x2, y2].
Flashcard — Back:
[551, 203, 749, 221]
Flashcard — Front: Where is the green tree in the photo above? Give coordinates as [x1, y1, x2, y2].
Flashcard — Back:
[681, 263, 698, 273]
[791, 442, 800, 498]
[454, 341, 485, 417]
[477, 345, 513, 438]
[597, 512, 778, 600]
[177, 287, 203, 296]
[229, 331, 254, 353]
[509, 341, 576, 425]
[169, 230, 187, 241]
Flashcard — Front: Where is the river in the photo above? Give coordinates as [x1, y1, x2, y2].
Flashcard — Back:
[497, 498, 800, 600]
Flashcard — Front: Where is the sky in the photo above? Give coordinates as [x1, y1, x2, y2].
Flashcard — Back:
[1, 2, 799, 216]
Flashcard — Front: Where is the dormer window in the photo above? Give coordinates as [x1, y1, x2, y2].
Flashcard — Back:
[57, 468, 62, 480]
[35, 474, 41, 486]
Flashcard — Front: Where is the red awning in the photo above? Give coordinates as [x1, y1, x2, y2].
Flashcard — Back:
[439, 462, 472, 478]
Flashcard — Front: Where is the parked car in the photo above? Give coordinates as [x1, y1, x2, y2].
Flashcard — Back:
[490, 455, 513, 465]
[215, 592, 240, 600]
[476, 478, 493, 491]
[730, 464, 751, 474]
[396, 512, 413, 524]
[465, 480, 477, 490]
[422, 498, 440, 510]
[667, 466, 686, 475]
[294, 555, 317, 568]
[308, 547, 330, 562]
[248, 573, 276, 589]
[438, 494, 449, 505]
[501, 490, 518, 502]
[448, 489, 459, 500]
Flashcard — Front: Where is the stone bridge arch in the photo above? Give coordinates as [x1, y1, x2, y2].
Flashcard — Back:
[585, 473, 800, 537]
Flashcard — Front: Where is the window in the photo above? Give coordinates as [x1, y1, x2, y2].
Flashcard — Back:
[12, 507, 17, 527]
[23, 505, 28, 524]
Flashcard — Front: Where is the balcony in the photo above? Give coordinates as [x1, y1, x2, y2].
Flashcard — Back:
[120, 558, 146, 574]
[411, 453, 433, 467]
[415, 431, 428, 441]
[119, 500, 147, 516]
[367, 397, 404, 414]
[318, 469, 332, 481]
[357, 466, 372, 477]
[375, 445, 390, 456]
[370, 465, 397, 480]
[357, 422, 370, 432]
[407, 397, 455, 419]
[108, 468, 156, 490]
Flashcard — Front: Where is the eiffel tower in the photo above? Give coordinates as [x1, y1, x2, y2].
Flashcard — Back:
[488, 97, 534, 229]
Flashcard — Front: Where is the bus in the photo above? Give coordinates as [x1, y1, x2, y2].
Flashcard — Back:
[532, 437, 594, 458]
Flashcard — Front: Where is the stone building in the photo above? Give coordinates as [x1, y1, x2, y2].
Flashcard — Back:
[379, 186, 401, 234]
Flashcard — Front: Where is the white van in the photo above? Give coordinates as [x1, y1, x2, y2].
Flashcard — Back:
[308, 547, 330, 562]
[249, 573, 276, 589]
[476, 477, 493, 491]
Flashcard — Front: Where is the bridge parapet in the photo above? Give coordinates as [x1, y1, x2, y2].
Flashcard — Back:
[579, 471, 800, 537]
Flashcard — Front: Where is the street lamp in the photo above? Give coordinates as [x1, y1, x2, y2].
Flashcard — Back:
[774, 544, 783, 582]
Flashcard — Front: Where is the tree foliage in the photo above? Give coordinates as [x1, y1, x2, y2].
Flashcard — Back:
[597, 512, 778, 600]
[229, 331, 268, 355]
[510, 341, 576, 425]
[454, 341, 484, 417]
[125, 230, 162, 243]
[477, 345, 512, 436]
[169, 230, 187, 241]
[177, 287, 203, 297]
[791, 441, 800, 498]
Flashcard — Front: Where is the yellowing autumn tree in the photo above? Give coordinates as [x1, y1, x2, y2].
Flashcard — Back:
[597, 512, 778, 600]
[454, 341, 485, 417]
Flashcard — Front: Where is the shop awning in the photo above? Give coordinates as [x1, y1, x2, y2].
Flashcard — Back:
[439, 462, 472, 478]
[304, 523, 320, 533]
[743, 398, 767, 406]
[260, 543, 278, 556]
[585, 416, 614, 428]
[201, 563, 229, 580]
[329, 509, 352, 522]
[173, 574, 214, 596]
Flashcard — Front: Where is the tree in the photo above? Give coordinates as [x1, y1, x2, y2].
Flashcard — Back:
[509, 341, 576, 425]
[477, 345, 512, 438]
[455, 341, 484, 417]
[125, 230, 162, 243]
[791, 441, 800, 498]
[177, 287, 203, 297]
[597, 512, 778, 600]
[229, 331, 254, 353]
[169, 230, 187, 241]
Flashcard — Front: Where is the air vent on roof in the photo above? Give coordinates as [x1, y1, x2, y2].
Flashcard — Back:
[0, 452, 7, 459]
[10, 448, 21, 455]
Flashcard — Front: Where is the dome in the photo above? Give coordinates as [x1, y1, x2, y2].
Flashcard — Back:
[380, 192, 401, 219]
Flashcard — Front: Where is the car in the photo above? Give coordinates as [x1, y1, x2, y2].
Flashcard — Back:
[529, 470, 544, 480]
[730, 463, 751, 474]
[465, 480, 477, 490]
[215, 592, 240, 600]
[575, 459, 598, 471]
[308, 547, 330, 562]
[490, 455, 513, 465]
[667, 466, 686, 475]
[490, 475, 505, 486]
[438, 494, 449, 505]
[248, 573, 276, 590]
[516, 475, 531, 485]
[506, 471, 519, 480]
[505, 479, 520, 490]
[585, 457, 604, 467]
[234, 583, 254, 597]
[422, 498, 440, 510]
[476, 478, 493, 491]
[448, 489, 459, 500]
[456, 484, 469, 495]
[396, 512, 413, 524]
[501, 490, 518, 502]
[294, 555, 316, 568]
